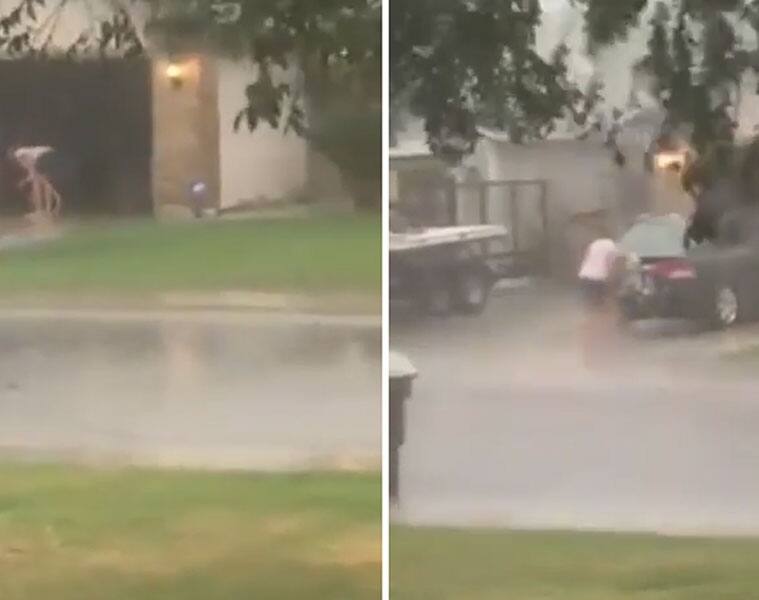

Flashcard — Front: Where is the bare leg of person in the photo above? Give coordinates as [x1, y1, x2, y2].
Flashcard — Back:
[47, 180, 62, 216]
[17, 174, 34, 213]
[580, 307, 596, 369]
[40, 179, 53, 214]
[35, 177, 55, 215]
[30, 176, 43, 214]
[53, 188, 62, 215]
[588, 312, 603, 369]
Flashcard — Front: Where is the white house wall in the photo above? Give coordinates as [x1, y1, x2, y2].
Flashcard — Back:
[468, 138, 614, 212]
[470, 135, 691, 222]
[462, 133, 695, 277]
[216, 59, 308, 209]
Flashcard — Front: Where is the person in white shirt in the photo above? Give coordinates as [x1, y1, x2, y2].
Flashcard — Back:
[578, 233, 619, 309]
[578, 230, 623, 369]
[8, 145, 62, 216]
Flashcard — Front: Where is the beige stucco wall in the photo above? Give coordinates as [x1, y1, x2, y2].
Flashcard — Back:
[216, 59, 309, 208]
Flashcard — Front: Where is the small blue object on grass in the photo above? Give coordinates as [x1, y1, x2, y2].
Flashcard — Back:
[190, 181, 208, 218]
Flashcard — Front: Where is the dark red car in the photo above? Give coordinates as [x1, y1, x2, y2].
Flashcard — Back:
[617, 214, 759, 329]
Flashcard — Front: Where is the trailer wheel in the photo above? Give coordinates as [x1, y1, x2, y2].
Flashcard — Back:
[418, 272, 454, 317]
[454, 265, 492, 315]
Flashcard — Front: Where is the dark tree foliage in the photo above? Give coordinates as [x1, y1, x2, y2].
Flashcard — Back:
[200, 0, 382, 209]
[391, 0, 590, 163]
[391, 0, 759, 241]
[633, 1, 746, 155]
[622, 1, 759, 241]
[0, 0, 381, 210]
[0, 0, 143, 57]
[391, 0, 757, 160]
[574, 0, 648, 53]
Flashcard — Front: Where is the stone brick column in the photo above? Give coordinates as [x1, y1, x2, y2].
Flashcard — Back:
[151, 54, 220, 217]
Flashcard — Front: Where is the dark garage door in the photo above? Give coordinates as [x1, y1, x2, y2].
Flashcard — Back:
[0, 57, 152, 216]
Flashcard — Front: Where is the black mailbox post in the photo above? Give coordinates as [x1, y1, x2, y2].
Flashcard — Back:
[390, 352, 417, 505]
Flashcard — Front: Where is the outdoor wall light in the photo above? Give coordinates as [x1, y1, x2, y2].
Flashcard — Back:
[166, 63, 185, 89]
[655, 150, 686, 172]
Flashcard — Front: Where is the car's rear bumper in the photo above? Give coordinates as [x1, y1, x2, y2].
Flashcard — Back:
[619, 280, 707, 320]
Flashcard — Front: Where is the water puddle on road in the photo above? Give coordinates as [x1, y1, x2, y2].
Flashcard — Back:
[0, 314, 381, 470]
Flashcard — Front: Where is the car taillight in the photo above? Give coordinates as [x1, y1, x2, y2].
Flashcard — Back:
[649, 259, 697, 280]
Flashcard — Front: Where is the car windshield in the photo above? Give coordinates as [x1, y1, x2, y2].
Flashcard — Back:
[618, 216, 687, 259]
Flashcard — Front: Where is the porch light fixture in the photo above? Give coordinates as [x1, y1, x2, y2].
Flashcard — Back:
[655, 150, 686, 172]
[166, 62, 185, 89]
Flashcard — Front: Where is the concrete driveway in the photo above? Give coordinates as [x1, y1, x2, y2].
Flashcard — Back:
[392, 282, 759, 534]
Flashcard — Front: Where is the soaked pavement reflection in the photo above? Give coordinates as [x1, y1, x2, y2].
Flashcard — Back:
[392, 283, 759, 534]
[0, 312, 380, 470]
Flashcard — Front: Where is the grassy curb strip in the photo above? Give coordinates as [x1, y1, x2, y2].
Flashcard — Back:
[392, 527, 759, 600]
[0, 464, 380, 599]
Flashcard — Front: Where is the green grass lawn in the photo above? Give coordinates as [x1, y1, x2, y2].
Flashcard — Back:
[392, 527, 759, 600]
[0, 464, 380, 599]
[0, 215, 379, 295]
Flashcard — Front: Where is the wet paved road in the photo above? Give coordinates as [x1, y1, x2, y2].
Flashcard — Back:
[392, 283, 759, 534]
[0, 310, 380, 470]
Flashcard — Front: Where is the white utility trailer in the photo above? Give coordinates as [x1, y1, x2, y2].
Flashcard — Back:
[390, 224, 510, 316]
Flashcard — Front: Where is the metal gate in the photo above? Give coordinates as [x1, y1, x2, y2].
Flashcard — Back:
[0, 58, 153, 216]
[400, 177, 550, 275]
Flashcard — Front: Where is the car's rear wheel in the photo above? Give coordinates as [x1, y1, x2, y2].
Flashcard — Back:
[712, 284, 740, 329]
